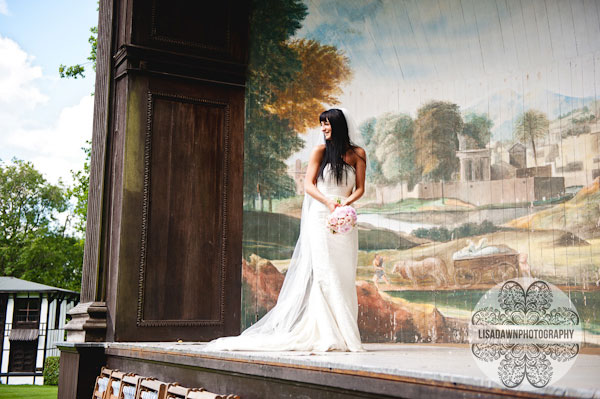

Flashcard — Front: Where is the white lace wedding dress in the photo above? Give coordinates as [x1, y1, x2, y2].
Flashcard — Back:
[204, 164, 364, 352]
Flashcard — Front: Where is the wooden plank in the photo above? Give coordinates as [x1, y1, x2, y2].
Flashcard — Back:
[81, 0, 115, 303]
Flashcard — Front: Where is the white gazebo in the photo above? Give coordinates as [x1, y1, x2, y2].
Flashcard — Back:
[0, 277, 78, 385]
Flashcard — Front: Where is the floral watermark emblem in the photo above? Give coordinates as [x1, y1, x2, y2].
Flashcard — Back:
[469, 278, 581, 389]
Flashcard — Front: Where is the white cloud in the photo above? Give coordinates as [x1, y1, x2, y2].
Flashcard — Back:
[0, 35, 47, 135]
[0, 0, 9, 15]
[0, 35, 93, 184]
[0, 36, 46, 109]
[7, 95, 94, 184]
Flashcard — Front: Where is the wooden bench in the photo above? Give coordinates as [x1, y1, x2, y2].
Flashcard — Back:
[92, 367, 114, 399]
[107, 370, 135, 399]
[93, 367, 240, 399]
[186, 388, 240, 399]
[135, 378, 168, 399]
[166, 382, 241, 399]
[165, 383, 191, 399]
[117, 374, 144, 399]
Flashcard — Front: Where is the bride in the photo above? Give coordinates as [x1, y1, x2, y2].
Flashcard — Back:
[205, 108, 366, 352]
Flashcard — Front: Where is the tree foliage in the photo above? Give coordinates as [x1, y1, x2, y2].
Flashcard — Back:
[68, 142, 91, 235]
[243, 0, 307, 210]
[514, 109, 549, 166]
[359, 118, 386, 184]
[244, 0, 351, 209]
[362, 113, 418, 190]
[43, 356, 60, 385]
[414, 101, 462, 181]
[244, 107, 304, 209]
[0, 160, 83, 291]
[412, 220, 498, 242]
[264, 39, 352, 133]
[461, 112, 492, 149]
[58, 26, 98, 79]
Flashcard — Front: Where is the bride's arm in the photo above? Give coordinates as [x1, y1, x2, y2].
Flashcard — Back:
[341, 147, 366, 206]
[304, 145, 339, 213]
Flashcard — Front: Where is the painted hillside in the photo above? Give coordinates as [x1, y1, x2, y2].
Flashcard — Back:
[506, 177, 600, 239]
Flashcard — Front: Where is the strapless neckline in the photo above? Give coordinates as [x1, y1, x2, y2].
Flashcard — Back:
[317, 164, 356, 199]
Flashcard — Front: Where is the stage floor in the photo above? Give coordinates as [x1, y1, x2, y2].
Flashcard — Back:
[99, 342, 600, 398]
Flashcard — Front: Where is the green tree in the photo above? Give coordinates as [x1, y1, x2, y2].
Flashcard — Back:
[68, 142, 91, 235]
[514, 109, 549, 166]
[243, 0, 306, 210]
[243, 0, 351, 210]
[0, 159, 83, 291]
[244, 108, 304, 211]
[360, 117, 385, 185]
[462, 112, 492, 149]
[58, 26, 97, 79]
[414, 101, 463, 181]
[368, 113, 418, 193]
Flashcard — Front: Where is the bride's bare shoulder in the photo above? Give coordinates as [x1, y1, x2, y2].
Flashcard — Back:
[307, 145, 326, 164]
[353, 146, 366, 158]
[310, 144, 326, 156]
[346, 146, 366, 164]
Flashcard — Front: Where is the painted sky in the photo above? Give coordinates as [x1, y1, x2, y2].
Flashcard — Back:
[0, 0, 97, 184]
[289, 0, 600, 161]
[300, 0, 600, 83]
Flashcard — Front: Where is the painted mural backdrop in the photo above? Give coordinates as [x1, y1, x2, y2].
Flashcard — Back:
[241, 0, 600, 346]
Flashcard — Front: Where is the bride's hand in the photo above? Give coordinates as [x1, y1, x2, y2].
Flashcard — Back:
[327, 200, 340, 213]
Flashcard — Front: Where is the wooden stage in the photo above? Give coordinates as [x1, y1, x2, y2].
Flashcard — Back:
[58, 342, 600, 399]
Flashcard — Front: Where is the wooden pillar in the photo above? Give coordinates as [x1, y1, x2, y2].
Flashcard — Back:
[65, 0, 249, 343]
[57, 343, 105, 399]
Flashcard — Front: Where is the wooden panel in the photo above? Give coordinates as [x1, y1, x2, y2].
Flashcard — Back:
[57, 346, 106, 399]
[151, 1, 229, 51]
[77, 0, 248, 343]
[81, 0, 115, 303]
[139, 92, 229, 326]
[105, 76, 128, 341]
[107, 74, 244, 342]
[131, 0, 248, 63]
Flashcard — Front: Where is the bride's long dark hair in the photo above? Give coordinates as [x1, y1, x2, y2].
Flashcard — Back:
[318, 109, 358, 184]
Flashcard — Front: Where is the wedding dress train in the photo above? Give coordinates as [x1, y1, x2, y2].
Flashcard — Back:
[204, 164, 364, 352]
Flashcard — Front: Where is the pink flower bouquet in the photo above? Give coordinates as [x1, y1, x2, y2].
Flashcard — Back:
[326, 205, 357, 234]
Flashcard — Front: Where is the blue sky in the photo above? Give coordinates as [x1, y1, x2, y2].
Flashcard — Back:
[0, 0, 98, 184]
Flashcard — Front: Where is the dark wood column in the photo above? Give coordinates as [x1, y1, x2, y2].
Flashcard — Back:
[67, 0, 249, 342]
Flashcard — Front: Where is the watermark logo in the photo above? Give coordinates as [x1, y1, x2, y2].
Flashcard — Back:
[469, 278, 581, 388]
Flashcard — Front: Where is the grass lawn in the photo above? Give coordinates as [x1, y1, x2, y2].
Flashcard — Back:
[0, 385, 57, 399]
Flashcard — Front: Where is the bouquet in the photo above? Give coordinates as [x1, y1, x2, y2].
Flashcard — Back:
[326, 202, 357, 234]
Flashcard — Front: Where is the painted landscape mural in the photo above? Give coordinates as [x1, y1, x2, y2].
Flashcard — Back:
[241, 0, 600, 346]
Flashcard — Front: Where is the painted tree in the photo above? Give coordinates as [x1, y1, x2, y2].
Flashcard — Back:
[359, 117, 385, 185]
[264, 39, 352, 133]
[243, 0, 307, 211]
[414, 101, 463, 181]
[371, 113, 418, 192]
[514, 109, 549, 166]
[462, 112, 493, 149]
[244, 0, 352, 210]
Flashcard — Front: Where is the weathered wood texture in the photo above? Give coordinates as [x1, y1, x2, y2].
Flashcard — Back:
[81, 0, 115, 303]
[141, 93, 228, 325]
[57, 345, 106, 399]
[80, 0, 249, 342]
[105, 346, 567, 399]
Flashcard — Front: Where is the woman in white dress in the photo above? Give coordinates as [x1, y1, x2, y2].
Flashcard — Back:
[205, 108, 366, 352]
